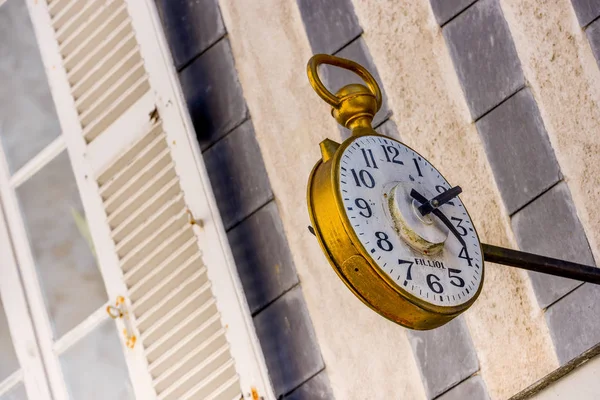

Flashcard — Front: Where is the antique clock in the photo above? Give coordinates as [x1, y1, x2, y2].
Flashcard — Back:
[306, 54, 600, 330]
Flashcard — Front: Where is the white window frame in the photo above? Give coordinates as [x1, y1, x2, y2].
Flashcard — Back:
[0, 208, 51, 400]
[0, 108, 140, 400]
[1, 0, 276, 398]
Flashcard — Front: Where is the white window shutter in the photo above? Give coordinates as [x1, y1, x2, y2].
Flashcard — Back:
[25, 0, 273, 399]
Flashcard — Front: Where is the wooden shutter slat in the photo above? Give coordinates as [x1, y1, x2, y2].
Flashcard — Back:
[144, 301, 219, 361]
[55, 0, 101, 43]
[139, 282, 213, 340]
[75, 47, 141, 111]
[66, 20, 130, 81]
[149, 325, 224, 377]
[107, 169, 177, 228]
[158, 348, 232, 399]
[135, 269, 207, 324]
[82, 76, 150, 142]
[129, 250, 202, 304]
[123, 228, 194, 284]
[70, 33, 136, 97]
[152, 330, 228, 389]
[60, 3, 127, 61]
[174, 360, 237, 400]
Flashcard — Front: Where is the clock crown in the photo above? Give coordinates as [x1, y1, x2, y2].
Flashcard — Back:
[332, 83, 378, 132]
[307, 54, 382, 135]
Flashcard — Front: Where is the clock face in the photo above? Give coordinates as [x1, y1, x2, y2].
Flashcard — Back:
[338, 135, 483, 307]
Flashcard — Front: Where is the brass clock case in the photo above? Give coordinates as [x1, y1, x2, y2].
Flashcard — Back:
[306, 55, 484, 330]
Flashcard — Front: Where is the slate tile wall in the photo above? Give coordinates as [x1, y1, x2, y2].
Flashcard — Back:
[587, 20, 600, 65]
[154, 1, 329, 398]
[442, 0, 525, 121]
[474, 88, 561, 216]
[430, 0, 478, 26]
[285, 371, 334, 400]
[297, 1, 484, 399]
[437, 376, 490, 400]
[562, 1, 600, 365]
[432, 0, 598, 372]
[511, 183, 592, 309]
[570, 1, 600, 71]
[407, 317, 479, 399]
[571, 0, 600, 28]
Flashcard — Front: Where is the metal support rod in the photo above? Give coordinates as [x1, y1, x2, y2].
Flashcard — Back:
[482, 243, 600, 285]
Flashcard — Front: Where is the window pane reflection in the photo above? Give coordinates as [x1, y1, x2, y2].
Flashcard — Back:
[16, 152, 107, 338]
[0, 297, 19, 381]
[60, 319, 135, 400]
[0, 0, 62, 174]
[0, 383, 27, 400]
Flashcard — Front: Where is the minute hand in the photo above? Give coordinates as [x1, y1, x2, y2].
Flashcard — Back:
[410, 189, 467, 249]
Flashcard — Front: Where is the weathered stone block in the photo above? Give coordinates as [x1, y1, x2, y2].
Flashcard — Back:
[546, 284, 600, 365]
[430, 0, 478, 26]
[586, 18, 600, 67]
[475, 88, 561, 214]
[204, 120, 273, 230]
[512, 182, 593, 308]
[179, 38, 248, 150]
[286, 369, 333, 400]
[228, 201, 299, 313]
[408, 317, 479, 399]
[297, 0, 362, 54]
[443, 0, 525, 119]
[571, 0, 600, 27]
[154, 0, 225, 69]
[254, 286, 325, 397]
[437, 375, 490, 400]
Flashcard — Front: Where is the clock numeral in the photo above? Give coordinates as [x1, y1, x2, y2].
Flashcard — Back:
[354, 198, 372, 218]
[381, 145, 404, 165]
[448, 268, 465, 287]
[398, 259, 414, 281]
[435, 185, 455, 206]
[375, 231, 393, 252]
[450, 217, 468, 236]
[413, 158, 423, 177]
[458, 247, 473, 267]
[361, 148, 378, 169]
[426, 274, 443, 294]
[350, 169, 375, 188]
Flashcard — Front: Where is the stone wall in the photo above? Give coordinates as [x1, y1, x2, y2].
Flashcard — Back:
[155, 0, 600, 398]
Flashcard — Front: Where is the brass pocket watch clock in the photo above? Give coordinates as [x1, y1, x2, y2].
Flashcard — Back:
[306, 54, 600, 330]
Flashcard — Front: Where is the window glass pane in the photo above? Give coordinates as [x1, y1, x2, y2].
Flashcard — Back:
[0, 298, 19, 381]
[0, 383, 27, 400]
[0, 0, 61, 174]
[60, 319, 134, 400]
[16, 151, 107, 338]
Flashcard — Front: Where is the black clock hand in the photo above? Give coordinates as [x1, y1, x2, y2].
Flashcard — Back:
[417, 186, 462, 216]
[410, 189, 467, 249]
[412, 189, 600, 283]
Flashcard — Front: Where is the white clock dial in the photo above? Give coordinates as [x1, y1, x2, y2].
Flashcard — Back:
[338, 135, 483, 307]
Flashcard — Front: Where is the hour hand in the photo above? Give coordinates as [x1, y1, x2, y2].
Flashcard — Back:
[417, 186, 462, 216]
[410, 189, 466, 248]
